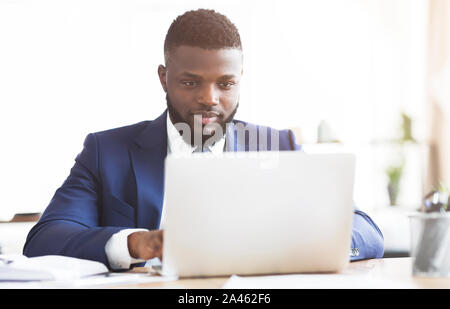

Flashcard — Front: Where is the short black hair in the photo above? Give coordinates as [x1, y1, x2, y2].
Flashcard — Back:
[164, 9, 242, 64]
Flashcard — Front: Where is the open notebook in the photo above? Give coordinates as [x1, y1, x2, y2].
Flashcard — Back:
[0, 254, 108, 281]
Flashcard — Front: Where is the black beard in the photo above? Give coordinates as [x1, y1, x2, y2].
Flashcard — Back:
[166, 94, 239, 148]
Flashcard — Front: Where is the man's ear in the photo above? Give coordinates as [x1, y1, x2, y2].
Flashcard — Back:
[158, 64, 167, 93]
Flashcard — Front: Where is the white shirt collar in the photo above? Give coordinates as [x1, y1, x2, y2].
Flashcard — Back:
[166, 113, 226, 155]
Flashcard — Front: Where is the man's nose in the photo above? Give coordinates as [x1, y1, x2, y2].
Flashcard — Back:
[198, 84, 219, 106]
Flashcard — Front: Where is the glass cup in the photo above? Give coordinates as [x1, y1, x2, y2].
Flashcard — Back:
[409, 213, 450, 277]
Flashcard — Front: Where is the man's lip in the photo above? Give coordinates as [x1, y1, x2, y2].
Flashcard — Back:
[192, 111, 220, 125]
[201, 116, 218, 125]
[192, 111, 220, 118]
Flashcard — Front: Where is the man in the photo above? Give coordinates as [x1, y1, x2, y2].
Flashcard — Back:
[23, 9, 384, 271]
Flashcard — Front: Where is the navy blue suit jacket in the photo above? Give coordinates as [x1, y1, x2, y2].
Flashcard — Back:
[23, 110, 384, 269]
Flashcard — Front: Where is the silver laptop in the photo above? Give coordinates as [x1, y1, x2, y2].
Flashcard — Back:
[161, 151, 355, 278]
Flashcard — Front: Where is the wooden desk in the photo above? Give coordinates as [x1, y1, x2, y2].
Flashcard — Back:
[115, 258, 450, 289]
[0, 213, 41, 223]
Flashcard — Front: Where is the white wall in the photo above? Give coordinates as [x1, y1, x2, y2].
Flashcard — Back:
[0, 0, 428, 220]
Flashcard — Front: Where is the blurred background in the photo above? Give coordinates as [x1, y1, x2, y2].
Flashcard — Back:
[0, 0, 449, 256]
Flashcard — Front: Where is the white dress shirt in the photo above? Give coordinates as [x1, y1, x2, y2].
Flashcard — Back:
[104, 114, 225, 270]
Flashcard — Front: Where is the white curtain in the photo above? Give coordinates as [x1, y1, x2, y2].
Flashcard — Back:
[426, 0, 450, 191]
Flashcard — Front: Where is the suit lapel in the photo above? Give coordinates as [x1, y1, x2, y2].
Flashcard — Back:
[129, 110, 168, 229]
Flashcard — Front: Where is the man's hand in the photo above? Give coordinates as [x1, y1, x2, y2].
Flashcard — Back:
[127, 230, 163, 260]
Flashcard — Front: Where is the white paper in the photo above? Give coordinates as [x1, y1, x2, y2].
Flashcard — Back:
[0, 254, 108, 281]
[223, 273, 418, 289]
[0, 254, 178, 288]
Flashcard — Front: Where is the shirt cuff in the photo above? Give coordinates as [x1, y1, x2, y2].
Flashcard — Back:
[104, 228, 148, 270]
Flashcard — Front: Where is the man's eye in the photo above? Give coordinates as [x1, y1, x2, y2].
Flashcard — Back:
[181, 81, 198, 87]
[219, 81, 235, 88]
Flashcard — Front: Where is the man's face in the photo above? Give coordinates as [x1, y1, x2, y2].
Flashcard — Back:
[158, 46, 243, 145]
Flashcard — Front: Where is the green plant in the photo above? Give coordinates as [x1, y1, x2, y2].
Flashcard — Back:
[400, 112, 416, 143]
[386, 164, 403, 186]
[386, 159, 405, 206]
